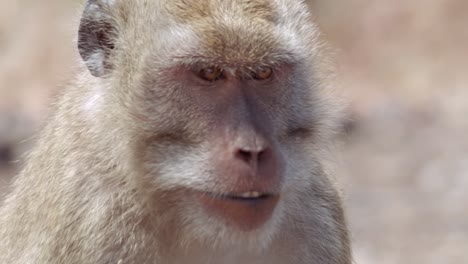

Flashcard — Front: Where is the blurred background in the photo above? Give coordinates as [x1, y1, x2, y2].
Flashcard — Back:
[0, 0, 467, 263]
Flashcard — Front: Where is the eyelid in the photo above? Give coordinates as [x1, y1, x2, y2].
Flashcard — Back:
[250, 66, 274, 81]
[193, 66, 224, 82]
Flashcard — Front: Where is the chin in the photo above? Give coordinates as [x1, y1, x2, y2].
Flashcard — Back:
[181, 193, 286, 251]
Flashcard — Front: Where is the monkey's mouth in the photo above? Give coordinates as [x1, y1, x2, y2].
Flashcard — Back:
[197, 191, 279, 231]
[206, 191, 274, 201]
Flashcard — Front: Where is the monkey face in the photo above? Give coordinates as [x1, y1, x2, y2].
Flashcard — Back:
[142, 63, 291, 231]
[78, 0, 334, 248]
[137, 63, 280, 207]
[127, 55, 324, 247]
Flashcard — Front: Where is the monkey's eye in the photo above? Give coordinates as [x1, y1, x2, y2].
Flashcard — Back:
[198, 66, 224, 82]
[252, 66, 273, 81]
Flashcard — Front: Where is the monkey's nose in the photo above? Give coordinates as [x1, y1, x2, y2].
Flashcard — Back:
[234, 140, 277, 177]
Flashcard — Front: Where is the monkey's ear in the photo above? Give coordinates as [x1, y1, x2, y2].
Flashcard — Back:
[78, 0, 117, 77]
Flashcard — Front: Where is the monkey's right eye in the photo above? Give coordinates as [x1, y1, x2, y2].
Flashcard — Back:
[198, 67, 224, 82]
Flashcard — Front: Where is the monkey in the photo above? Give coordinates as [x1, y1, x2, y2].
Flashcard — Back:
[0, 0, 351, 263]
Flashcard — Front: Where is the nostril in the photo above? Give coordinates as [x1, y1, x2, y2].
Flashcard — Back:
[236, 148, 269, 165]
[257, 149, 266, 162]
[237, 149, 253, 163]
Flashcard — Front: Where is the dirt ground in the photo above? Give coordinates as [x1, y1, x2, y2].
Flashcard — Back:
[1, 1, 467, 263]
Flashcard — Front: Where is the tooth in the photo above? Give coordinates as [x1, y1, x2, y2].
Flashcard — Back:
[239, 192, 261, 198]
[241, 192, 252, 198]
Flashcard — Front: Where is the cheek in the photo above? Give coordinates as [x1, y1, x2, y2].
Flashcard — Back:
[129, 95, 204, 148]
[142, 142, 214, 190]
[280, 142, 317, 191]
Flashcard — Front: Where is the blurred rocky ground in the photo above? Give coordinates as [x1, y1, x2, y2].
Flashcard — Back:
[0, 0, 467, 263]
[0, 0, 77, 194]
[310, 1, 468, 263]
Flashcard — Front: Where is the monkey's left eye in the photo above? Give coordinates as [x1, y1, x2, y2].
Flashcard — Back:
[252, 66, 273, 81]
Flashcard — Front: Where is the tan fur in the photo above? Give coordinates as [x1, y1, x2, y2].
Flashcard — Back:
[168, 0, 275, 23]
[0, 0, 351, 263]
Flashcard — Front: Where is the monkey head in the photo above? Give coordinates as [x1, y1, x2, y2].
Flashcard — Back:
[78, 0, 339, 250]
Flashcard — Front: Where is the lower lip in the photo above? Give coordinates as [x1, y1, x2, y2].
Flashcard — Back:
[197, 192, 280, 232]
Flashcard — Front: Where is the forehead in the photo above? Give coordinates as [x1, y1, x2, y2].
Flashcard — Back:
[163, 0, 292, 66]
[167, 0, 276, 24]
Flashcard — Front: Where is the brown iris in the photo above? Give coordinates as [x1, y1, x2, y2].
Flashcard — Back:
[252, 66, 273, 80]
[198, 66, 224, 82]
